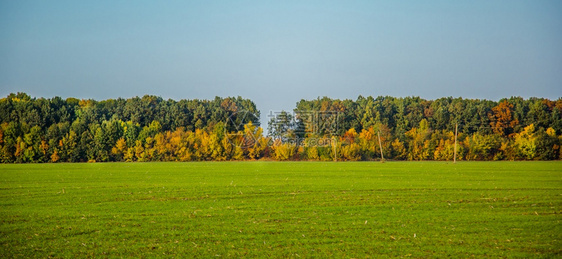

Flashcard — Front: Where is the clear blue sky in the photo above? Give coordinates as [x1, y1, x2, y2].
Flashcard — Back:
[1, 0, 561, 126]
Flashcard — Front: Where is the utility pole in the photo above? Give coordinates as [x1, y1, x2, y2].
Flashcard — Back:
[377, 130, 384, 162]
[454, 123, 458, 164]
[333, 136, 337, 162]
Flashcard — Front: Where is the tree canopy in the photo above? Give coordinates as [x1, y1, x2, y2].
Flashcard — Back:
[1, 93, 561, 162]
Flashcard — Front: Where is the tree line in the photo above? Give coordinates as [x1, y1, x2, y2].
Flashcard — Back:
[269, 96, 562, 161]
[1, 93, 561, 162]
[0, 92, 259, 163]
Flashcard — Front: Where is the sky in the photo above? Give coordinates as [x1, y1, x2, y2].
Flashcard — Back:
[1, 0, 561, 127]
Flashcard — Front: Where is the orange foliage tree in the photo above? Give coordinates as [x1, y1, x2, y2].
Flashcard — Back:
[489, 100, 518, 136]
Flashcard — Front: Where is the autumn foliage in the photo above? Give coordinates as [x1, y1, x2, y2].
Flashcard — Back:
[1, 93, 561, 162]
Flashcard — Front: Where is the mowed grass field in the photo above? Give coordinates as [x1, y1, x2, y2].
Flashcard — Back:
[0, 162, 560, 258]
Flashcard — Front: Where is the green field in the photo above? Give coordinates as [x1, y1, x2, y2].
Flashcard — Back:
[1, 162, 560, 258]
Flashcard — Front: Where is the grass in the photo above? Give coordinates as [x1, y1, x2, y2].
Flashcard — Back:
[0, 161, 561, 258]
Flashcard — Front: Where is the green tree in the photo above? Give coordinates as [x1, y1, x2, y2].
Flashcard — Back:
[534, 127, 559, 160]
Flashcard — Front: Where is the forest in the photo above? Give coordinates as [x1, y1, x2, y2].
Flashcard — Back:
[1, 92, 561, 162]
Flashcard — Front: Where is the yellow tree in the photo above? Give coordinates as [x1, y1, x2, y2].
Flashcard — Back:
[111, 138, 127, 161]
[357, 127, 376, 159]
[39, 140, 49, 162]
[209, 133, 226, 161]
[272, 139, 295, 161]
[195, 129, 212, 160]
[433, 131, 455, 161]
[514, 124, 536, 160]
[124, 146, 135, 162]
[176, 130, 195, 162]
[339, 128, 359, 160]
[405, 119, 432, 160]
[51, 149, 60, 163]
[306, 146, 320, 160]
[143, 137, 156, 161]
[221, 136, 234, 160]
[244, 122, 267, 160]
[391, 138, 407, 160]
[133, 140, 145, 162]
[153, 132, 170, 161]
